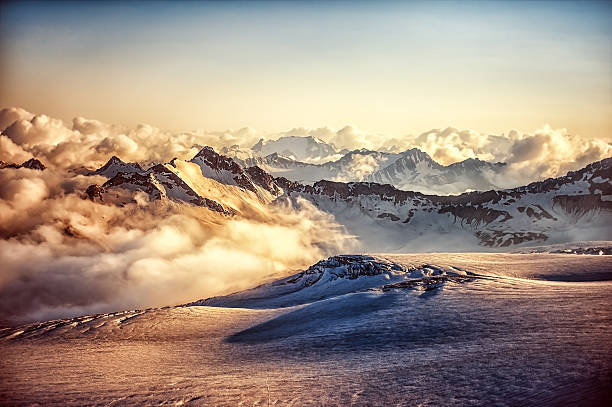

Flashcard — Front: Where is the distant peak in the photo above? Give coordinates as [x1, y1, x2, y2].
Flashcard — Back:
[191, 145, 245, 174]
[20, 158, 46, 170]
[251, 138, 264, 151]
[193, 146, 219, 158]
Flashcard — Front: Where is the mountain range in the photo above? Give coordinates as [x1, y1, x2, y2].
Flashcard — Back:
[221, 136, 506, 194]
[74, 145, 612, 251]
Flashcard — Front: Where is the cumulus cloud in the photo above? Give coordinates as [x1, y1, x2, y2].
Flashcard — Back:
[403, 125, 611, 179]
[0, 107, 33, 132]
[333, 153, 383, 182]
[375, 125, 610, 187]
[0, 107, 266, 171]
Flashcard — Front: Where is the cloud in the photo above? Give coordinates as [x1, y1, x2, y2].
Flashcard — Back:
[0, 164, 353, 325]
[0, 108, 357, 324]
[333, 153, 383, 182]
[0, 107, 33, 132]
[0, 107, 265, 171]
[387, 125, 611, 187]
[2, 107, 609, 188]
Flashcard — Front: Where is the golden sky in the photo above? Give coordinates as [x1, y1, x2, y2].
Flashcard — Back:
[1, 1, 611, 141]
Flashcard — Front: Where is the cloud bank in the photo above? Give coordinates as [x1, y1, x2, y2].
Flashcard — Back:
[2, 107, 610, 184]
[285, 124, 611, 186]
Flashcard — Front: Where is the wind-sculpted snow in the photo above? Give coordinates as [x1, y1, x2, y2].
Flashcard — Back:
[196, 255, 474, 309]
[1, 253, 611, 406]
[193, 253, 612, 310]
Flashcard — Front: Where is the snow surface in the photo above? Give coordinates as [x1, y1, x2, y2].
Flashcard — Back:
[2, 252, 611, 406]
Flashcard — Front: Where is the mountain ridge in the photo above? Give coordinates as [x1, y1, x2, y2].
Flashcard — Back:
[225, 138, 507, 194]
[80, 146, 612, 250]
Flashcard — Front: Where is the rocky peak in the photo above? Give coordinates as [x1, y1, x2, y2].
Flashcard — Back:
[0, 158, 46, 170]
[91, 156, 143, 178]
[20, 158, 46, 170]
[251, 138, 265, 152]
[192, 146, 244, 174]
[397, 148, 438, 166]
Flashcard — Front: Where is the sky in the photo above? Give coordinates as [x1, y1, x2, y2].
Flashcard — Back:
[1, 0, 611, 141]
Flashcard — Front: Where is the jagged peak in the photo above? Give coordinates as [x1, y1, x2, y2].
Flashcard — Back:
[191, 145, 244, 174]
[20, 158, 46, 170]
[92, 155, 143, 176]
[251, 138, 265, 151]
[0, 158, 46, 170]
[193, 145, 217, 157]
[400, 147, 432, 157]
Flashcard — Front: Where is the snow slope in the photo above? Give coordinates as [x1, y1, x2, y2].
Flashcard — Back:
[2, 252, 611, 406]
[195, 252, 612, 309]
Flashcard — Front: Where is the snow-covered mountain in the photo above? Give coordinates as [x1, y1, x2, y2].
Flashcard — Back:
[87, 147, 287, 215]
[226, 139, 505, 194]
[191, 251, 612, 310]
[0, 158, 46, 170]
[365, 150, 506, 194]
[85, 147, 612, 251]
[194, 254, 470, 309]
[88, 155, 144, 178]
[279, 157, 612, 250]
[230, 149, 400, 185]
[250, 135, 342, 164]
